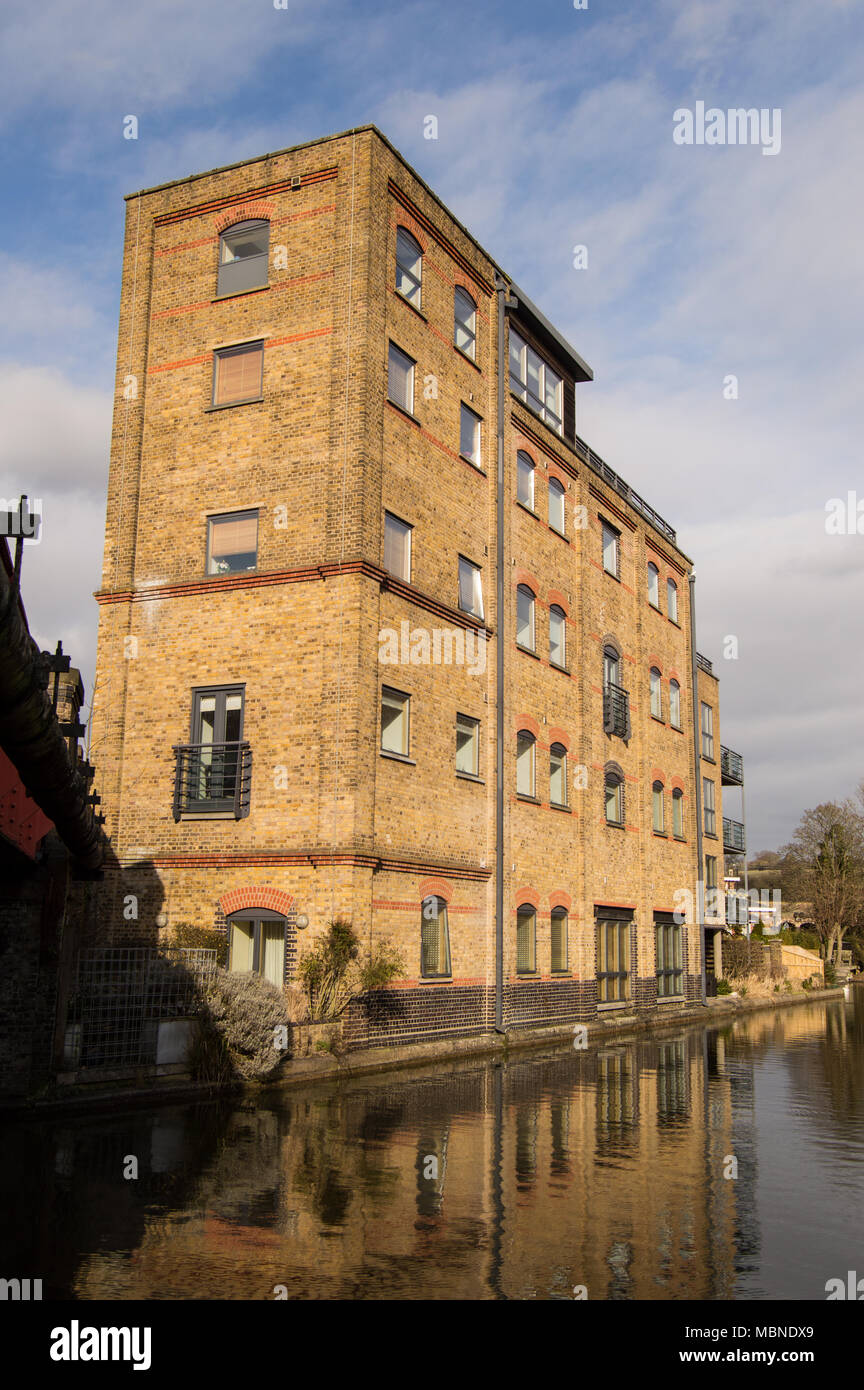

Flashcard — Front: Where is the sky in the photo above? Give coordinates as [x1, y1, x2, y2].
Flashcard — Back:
[1, 0, 862, 851]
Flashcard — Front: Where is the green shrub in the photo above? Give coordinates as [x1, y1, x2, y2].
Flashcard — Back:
[738, 984, 749, 997]
[299, 920, 404, 1020]
[173, 921, 228, 967]
[716, 978, 733, 995]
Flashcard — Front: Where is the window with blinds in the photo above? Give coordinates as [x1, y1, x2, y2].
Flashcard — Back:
[207, 510, 259, 575]
[213, 342, 263, 406]
[421, 896, 451, 977]
[596, 914, 631, 1003]
[383, 512, 411, 580]
[551, 907, 568, 972]
[516, 905, 536, 974]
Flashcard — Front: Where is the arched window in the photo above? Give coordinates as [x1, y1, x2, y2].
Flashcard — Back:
[516, 729, 536, 797]
[550, 743, 568, 807]
[218, 219, 270, 296]
[517, 450, 535, 509]
[647, 561, 660, 607]
[667, 578, 678, 623]
[516, 903, 537, 974]
[454, 287, 476, 359]
[603, 644, 621, 688]
[228, 909, 286, 987]
[549, 605, 566, 668]
[672, 787, 684, 839]
[652, 780, 665, 833]
[605, 765, 625, 825]
[548, 477, 565, 533]
[421, 895, 451, 978]
[650, 667, 663, 719]
[395, 227, 422, 307]
[551, 907, 568, 973]
[669, 679, 681, 729]
[603, 644, 629, 738]
[516, 585, 535, 651]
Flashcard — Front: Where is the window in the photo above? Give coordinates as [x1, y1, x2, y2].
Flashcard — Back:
[672, 787, 684, 839]
[383, 512, 412, 581]
[551, 907, 568, 973]
[669, 679, 681, 729]
[667, 578, 678, 622]
[516, 730, 535, 797]
[458, 556, 484, 619]
[217, 220, 269, 297]
[516, 451, 535, 509]
[454, 287, 476, 359]
[550, 743, 568, 807]
[184, 686, 245, 812]
[516, 904, 537, 974]
[655, 915, 683, 999]
[212, 341, 263, 407]
[647, 561, 660, 607]
[597, 914, 631, 1003]
[228, 910, 286, 987]
[456, 713, 479, 776]
[395, 227, 422, 308]
[549, 606, 566, 668]
[601, 520, 620, 577]
[605, 766, 624, 825]
[701, 702, 714, 759]
[388, 342, 415, 414]
[460, 404, 481, 466]
[381, 687, 410, 757]
[516, 585, 535, 651]
[509, 328, 563, 434]
[650, 667, 663, 719]
[603, 646, 629, 739]
[421, 896, 451, 978]
[705, 854, 718, 890]
[207, 510, 258, 575]
[652, 781, 665, 833]
[548, 478, 565, 533]
[603, 646, 621, 688]
[703, 777, 716, 835]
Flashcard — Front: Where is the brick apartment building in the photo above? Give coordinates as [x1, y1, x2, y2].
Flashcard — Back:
[89, 124, 745, 1046]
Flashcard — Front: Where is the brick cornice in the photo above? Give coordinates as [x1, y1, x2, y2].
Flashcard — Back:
[129, 850, 491, 880]
[151, 167, 338, 227]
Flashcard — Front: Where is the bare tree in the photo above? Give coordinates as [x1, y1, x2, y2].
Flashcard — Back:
[783, 800, 864, 963]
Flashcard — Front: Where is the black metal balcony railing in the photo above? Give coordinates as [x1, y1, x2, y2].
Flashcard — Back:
[696, 652, 713, 676]
[723, 816, 746, 854]
[569, 431, 677, 544]
[603, 682, 631, 740]
[721, 745, 744, 785]
[172, 742, 252, 820]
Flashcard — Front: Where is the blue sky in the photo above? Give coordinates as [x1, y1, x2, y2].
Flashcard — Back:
[2, 0, 863, 850]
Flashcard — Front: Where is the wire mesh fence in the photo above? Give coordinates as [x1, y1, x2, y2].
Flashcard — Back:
[64, 946, 217, 1071]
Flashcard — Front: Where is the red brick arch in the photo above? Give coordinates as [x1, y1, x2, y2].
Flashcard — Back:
[670, 777, 687, 793]
[418, 878, 453, 905]
[214, 201, 275, 233]
[219, 885, 295, 917]
[548, 589, 569, 615]
[650, 767, 666, 784]
[515, 569, 540, 593]
[515, 714, 541, 739]
[394, 217, 427, 254]
[514, 887, 540, 910]
[549, 890, 572, 912]
[548, 726, 570, 751]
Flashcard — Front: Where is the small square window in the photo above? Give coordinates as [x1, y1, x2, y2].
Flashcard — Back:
[460, 404, 481, 466]
[207, 510, 259, 575]
[383, 512, 412, 581]
[388, 342, 415, 414]
[213, 342, 263, 407]
[381, 687, 410, 757]
[458, 556, 484, 620]
[456, 713, 479, 776]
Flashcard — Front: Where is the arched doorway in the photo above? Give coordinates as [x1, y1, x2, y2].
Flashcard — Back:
[227, 909, 287, 988]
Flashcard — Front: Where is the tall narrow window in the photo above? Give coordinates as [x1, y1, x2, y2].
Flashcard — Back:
[383, 512, 412, 581]
[421, 896, 451, 978]
[655, 914, 683, 998]
[602, 520, 620, 577]
[381, 687, 410, 757]
[388, 342, 415, 413]
[516, 451, 535, 508]
[458, 556, 484, 619]
[212, 341, 263, 407]
[454, 287, 476, 359]
[669, 679, 681, 729]
[650, 667, 663, 719]
[652, 781, 665, 833]
[550, 743, 568, 807]
[516, 904, 537, 974]
[460, 404, 481, 466]
[667, 578, 678, 622]
[549, 605, 566, 668]
[516, 585, 535, 651]
[456, 713, 479, 776]
[647, 561, 660, 607]
[705, 855, 718, 889]
[603, 646, 629, 739]
[703, 777, 716, 835]
[207, 510, 258, 575]
[701, 702, 714, 759]
[217, 220, 269, 296]
[509, 329, 563, 435]
[551, 908, 568, 973]
[187, 686, 244, 812]
[605, 767, 624, 825]
[672, 787, 684, 839]
[516, 730, 535, 797]
[395, 228, 422, 307]
[548, 478, 565, 533]
[597, 915, 631, 1003]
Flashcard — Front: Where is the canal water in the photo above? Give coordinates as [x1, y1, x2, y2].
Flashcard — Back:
[2, 995, 863, 1300]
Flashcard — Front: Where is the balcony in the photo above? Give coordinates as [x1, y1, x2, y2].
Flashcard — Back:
[603, 682, 631, 740]
[721, 745, 744, 785]
[723, 817, 746, 854]
[570, 432, 677, 544]
[172, 742, 252, 820]
[696, 652, 713, 676]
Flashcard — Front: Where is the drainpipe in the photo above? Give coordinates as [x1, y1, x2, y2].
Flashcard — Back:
[494, 274, 514, 1034]
[688, 573, 706, 1004]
